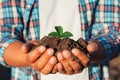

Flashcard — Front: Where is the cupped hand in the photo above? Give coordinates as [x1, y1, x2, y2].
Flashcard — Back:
[56, 49, 89, 75]
[21, 41, 57, 75]
[55, 41, 103, 75]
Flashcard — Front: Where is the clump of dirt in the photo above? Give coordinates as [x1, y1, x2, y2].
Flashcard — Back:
[37, 36, 88, 55]
[38, 36, 60, 52]
[57, 38, 79, 52]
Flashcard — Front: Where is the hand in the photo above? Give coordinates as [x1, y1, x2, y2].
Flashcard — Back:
[56, 49, 89, 75]
[21, 41, 57, 75]
[56, 40, 105, 75]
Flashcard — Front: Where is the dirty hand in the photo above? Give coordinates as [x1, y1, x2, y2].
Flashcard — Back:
[55, 49, 89, 75]
[21, 41, 57, 75]
[55, 40, 105, 75]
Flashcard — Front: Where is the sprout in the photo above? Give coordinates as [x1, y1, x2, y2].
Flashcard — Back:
[48, 26, 73, 39]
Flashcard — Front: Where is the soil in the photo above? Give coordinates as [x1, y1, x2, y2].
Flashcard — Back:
[37, 36, 88, 55]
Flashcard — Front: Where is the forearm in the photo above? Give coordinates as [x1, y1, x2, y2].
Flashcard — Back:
[89, 33, 120, 63]
[89, 22, 120, 63]
[4, 41, 29, 67]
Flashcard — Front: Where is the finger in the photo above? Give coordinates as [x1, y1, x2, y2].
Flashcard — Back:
[61, 60, 73, 75]
[40, 56, 57, 75]
[72, 48, 90, 67]
[87, 41, 97, 53]
[28, 46, 46, 63]
[57, 52, 73, 75]
[57, 63, 65, 74]
[32, 48, 54, 70]
[62, 50, 81, 73]
[51, 64, 58, 74]
[21, 40, 39, 53]
[57, 52, 65, 73]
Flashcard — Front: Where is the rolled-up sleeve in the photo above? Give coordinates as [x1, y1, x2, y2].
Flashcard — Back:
[0, 1, 24, 66]
[88, 0, 120, 63]
[90, 23, 120, 62]
[0, 24, 24, 66]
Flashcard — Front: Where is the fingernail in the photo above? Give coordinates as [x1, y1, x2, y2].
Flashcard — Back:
[50, 57, 56, 64]
[89, 46, 95, 52]
[72, 49, 79, 56]
[47, 48, 54, 56]
[38, 46, 46, 53]
[63, 50, 71, 58]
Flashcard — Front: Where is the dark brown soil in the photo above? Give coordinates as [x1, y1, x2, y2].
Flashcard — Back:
[38, 36, 60, 52]
[37, 36, 88, 55]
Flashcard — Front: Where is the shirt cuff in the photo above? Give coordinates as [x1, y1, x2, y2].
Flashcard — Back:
[94, 34, 119, 63]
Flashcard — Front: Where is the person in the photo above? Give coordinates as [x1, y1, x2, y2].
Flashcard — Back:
[0, 0, 119, 80]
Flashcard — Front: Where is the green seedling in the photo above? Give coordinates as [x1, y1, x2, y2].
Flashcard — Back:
[48, 26, 73, 39]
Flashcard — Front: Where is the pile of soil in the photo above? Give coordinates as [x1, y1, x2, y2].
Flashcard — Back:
[37, 36, 88, 55]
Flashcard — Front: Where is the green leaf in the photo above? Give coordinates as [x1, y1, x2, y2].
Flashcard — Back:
[48, 32, 59, 36]
[55, 26, 63, 36]
[61, 31, 73, 38]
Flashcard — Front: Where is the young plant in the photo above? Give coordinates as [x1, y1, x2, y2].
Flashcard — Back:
[48, 26, 73, 39]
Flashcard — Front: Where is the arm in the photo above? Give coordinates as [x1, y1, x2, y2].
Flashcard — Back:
[80, 0, 120, 62]
[4, 40, 57, 74]
[0, 0, 25, 66]
[0, 1, 57, 74]
[56, 0, 120, 74]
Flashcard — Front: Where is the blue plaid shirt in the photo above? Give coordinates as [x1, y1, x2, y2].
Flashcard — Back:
[0, 0, 120, 80]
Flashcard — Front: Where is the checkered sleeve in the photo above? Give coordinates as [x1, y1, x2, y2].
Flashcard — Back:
[0, 1, 25, 66]
[90, 0, 120, 62]
[91, 23, 120, 62]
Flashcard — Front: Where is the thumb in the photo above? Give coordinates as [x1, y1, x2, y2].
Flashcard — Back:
[21, 40, 39, 53]
[87, 42, 98, 53]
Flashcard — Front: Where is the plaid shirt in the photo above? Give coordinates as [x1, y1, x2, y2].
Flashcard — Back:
[0, 0, 119, 80]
